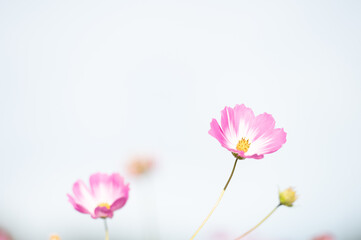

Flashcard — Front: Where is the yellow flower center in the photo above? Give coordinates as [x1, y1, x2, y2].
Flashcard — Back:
[98, 203, 111, 209]
[236, 138, 251, 153]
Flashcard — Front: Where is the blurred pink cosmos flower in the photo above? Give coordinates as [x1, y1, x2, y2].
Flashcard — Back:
[209, 104, 286, 159]
[312, 234, 334, 240]
[0, 228, 12, 240]
[68, 173, 129, 219]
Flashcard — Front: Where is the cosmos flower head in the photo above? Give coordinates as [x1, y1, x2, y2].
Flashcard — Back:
[67, 173, 129, 219]
[209, 104, 287, 159]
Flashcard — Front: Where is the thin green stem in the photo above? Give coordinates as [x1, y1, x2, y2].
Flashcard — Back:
[190, 159, 238, 240]
[234, 204, 281, 240]
[104, 218, 109, 240]
[224, 158, 238, 190]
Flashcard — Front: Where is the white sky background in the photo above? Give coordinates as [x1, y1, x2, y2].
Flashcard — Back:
[0, 0, 361, 239]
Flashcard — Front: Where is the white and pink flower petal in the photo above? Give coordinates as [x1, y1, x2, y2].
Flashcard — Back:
[67, 194, 90, 214]
[247, 113, 276, 142]
[89, 173, 114, 204]
[111, 196, 128, 211]
[246, 128, 286, 156]
[233, 104, 256, 140]
[209, 119, 235, 149]
[70, 180, 97, 213]
[108, 173, 129, 201]
[220, 106, 239, 144]
[89, 173, 129, 205]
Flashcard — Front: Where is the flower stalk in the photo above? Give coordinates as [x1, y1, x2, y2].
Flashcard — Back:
[234, 204, 281, 240]
[190, 158, 239, 240]
[235, 187, 297, 239]
[104, 219, 109, 240]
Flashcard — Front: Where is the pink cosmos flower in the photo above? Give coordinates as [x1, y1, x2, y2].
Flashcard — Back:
[67, 173, 129, 219]
[209, 104, 286, 159]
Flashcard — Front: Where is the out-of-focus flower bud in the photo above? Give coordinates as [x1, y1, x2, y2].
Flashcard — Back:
[279, 187, 297, 207]
[49, 234, 61, 240]
[127, 155, 155, 176]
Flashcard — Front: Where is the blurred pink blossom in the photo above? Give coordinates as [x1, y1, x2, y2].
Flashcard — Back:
[312, 234, 334, 240]
[68, 173, 129, 219]
[209, 104, 286, 159]
[209, 230, 230, 240]
[0, 229, 12, 240]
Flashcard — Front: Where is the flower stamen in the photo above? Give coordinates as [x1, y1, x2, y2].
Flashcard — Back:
[98, 203, 111, 209]
[236, 138, 251, 153]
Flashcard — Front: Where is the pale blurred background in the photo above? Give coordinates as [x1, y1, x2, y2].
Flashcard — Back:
[0, 0, 360, 239]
